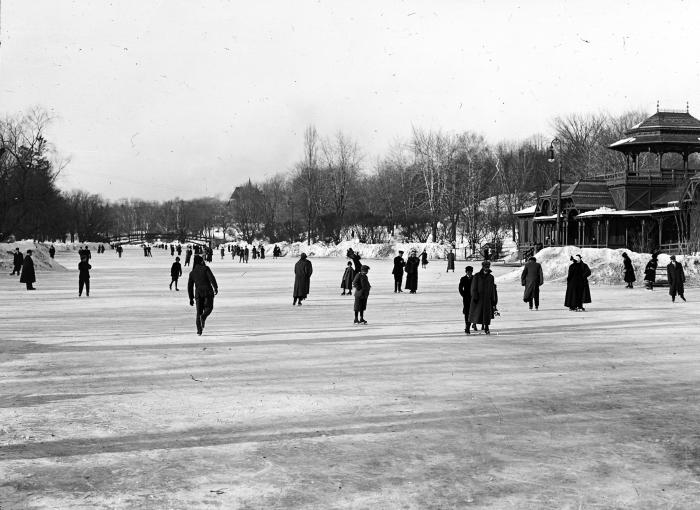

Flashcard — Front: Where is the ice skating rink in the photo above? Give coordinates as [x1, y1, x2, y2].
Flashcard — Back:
[1, 247, 699, 509]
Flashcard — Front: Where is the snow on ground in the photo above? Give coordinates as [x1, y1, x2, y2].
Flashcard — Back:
[1, 249, 700, 508]
[0, 241, 66, 272]
[498, 246, 700, 285]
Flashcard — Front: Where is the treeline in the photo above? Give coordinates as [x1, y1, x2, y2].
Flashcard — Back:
[1, 107, 653, 245]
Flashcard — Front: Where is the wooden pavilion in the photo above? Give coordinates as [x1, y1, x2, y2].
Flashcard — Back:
[517, 107, 700, 253]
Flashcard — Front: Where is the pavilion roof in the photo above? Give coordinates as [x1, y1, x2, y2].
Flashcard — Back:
[608, 110, 700, 153]
[561, 179, 616, 210]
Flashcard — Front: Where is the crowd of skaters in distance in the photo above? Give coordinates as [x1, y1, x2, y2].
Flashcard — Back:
[4, 241, 691, 336]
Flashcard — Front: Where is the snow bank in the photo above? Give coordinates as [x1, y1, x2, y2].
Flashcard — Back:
[0, 242, 67, 272]
[497, 246, 700, 285]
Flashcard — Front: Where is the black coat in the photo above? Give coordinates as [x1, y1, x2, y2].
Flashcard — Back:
[171, 261, 182, 278]
[392, 256, 405, 277]
[644, 259, 658, 282]
[352, 272, 371, 312]
[20, 255, 35, 284]
[458, 274, 473, 315]
[187, 264, 218, 299]
[468, 270, 498, 325]
[564, 262, 591, 308]
[521, 260, 544, 302]
[293, 258, 313, 298]
[446, 252, 455, 270]
[13, 251, 23, 267]
[341, 266, 354, 289]
[623, 257, 636, 283]
[667, 262, 685, 296]
[404, 255, 419, 291]
[78, 260, 91, 279]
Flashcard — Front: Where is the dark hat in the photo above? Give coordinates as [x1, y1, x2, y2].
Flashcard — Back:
[26, 249, 32, 254]
[482, 260, 491, 267]
[465, 265, 473, 272]
[361, 265, 370, 271]
[175, 256, 180, 261]
[300, 253, 307, 259]
[529, 256, 536, 262]
[670, 255, 676, 260]
[398, 250, 404, 254]
[193, 254, 203, 265]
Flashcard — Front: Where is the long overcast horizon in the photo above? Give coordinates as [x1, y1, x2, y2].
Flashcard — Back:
[1, 0, 699, 201]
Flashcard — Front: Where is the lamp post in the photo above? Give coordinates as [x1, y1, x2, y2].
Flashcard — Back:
[548, 138, 563, 245]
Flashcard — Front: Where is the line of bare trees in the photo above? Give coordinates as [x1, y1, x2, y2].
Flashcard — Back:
[2, 106, 655, 246]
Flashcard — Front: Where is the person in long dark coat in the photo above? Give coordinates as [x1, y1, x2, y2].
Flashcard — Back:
[644, 253, 658, 290]
[458, 266, 476, 334]
[184, 246, 192, 266]
[244, 246, 249, 263]
[468, 261, 498, 334]
[404, 250, 420, 293]
[260, 245, 265, 259]
[19, 250, 36, 290]
[622, 252, 636, 288]
[420, 250, 429, 269]
[352, 265, 371, 324]
[521, 256, 544, 310]
[341, 261, 354, 295]
[293, 253, 313, 305]
[346, 248, 362, 274]
[564, 254, 591, 311]
[187, 255, 218, 335]
[667, 255, 686, 302]
[392, 250, 405, 292]
[170, 256, 183, 291]
[49, 244, 56, 259]
[78, 256, 91, 297]
[10, 248, 23, 275]
[446, 250, 455, 272]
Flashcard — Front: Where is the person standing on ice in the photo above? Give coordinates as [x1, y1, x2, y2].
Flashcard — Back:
[78, 255, 91, 297]
[622, 252, 636, 288]
[10, 247, 23, 276]
[20, 250, 36, 290]
[184, 246, 192, 266]
[352, 265, 371, 324]
[341, 261, 354, 295]
[170, 256, 182, 291]
[459, 265, 477, 334]
[259, 244, 265, 259]
[187, 255, 218, 336]
[420, 249, 429, 269]
[667, 255, 686, 302]
[468, 260, 498, 334]
[293, 253, 313, 306]
[244, 246, 249, 263]
[521, 256, 544, 310]
[346, 248, 362, 274]
[644, 253, 658, 290]
[564, 254, 591, 311]
[392, 250, 405, 292]
[446, 250, 455, 272]
[48, 244, 56, 259]
[405, 250, 420, 293]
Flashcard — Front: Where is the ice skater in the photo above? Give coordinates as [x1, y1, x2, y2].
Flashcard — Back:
[341, 261, 354, 295]
[49, 244, 56, 259]
[352, 265, 371, 324]
[622, 252, 636, 288]
[564, 254, 591, 311]
[446, 250, 455, 272]
[667, 255, 686, 302]
[78, 255, 91, 297]
[392, 250, 405, 292]
[405, 250, 419, 293]
[293, 253, 313, 306]
[184, 246, 192, 266]
[10, 247, 23, 275]
[458, 266, 477, 334]
[468, 260, 498, 334]
[521, 256, 544, 310]
[20, 250, 36, 290]
[644, 253, 658, 290]
[170, 256, 183, 291]
[421, 250, 429, 269]
[187, 255, 218, 336]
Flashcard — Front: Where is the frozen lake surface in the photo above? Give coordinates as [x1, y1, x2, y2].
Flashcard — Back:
[1, 246, 699, 508]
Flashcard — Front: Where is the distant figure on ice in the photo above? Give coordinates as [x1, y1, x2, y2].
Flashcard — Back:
[49, 244, 56, 259]
[667, 255, 686, 302]
[521, 256, 544, 310]
[483, 246, 491, 261]
[184, 246, 193, 266]
[405, 250, 420, 293]
[644, 253, 658, 290]
[252, 246, 258, 259]
[458, 266, 476, 334]
[564, 254, 591, 311]
[176, 244, 182, 256]
[293, 253, 313, 306]
[420, 250, 429, 269]
[170, 244, 175, 256]
[20, 250, 36, 290]
[468, 260, 498, 334]
[244, 246, 249, 263]
[352, 265, 371, 324]
[187, 255, 218, 336]
[220, 246, 225, 259]
[78, 255, 91, 297]
[259, 245, 265, 259]
[10, 247, 23, 276]
[392, 250, 405, 293]
[273, 245, 280, 258]
[446, 250, 455, 272]
[170, 256, 182, 291]
[622, 252, 636, 288]
[205, 246, 213, 263]
[341, 261, 354, 296]
[116, 245, 123, 258]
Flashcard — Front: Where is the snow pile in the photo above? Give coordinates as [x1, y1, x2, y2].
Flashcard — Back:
[498, 246, 700, 285]
[0, 242, 67, 272]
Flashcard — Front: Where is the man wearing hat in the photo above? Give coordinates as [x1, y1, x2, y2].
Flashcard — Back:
[667, 255, 686, 302]
[10, 247, 23, 276]
[293, 253, 313, 306]
[468, 260, 498, 334]
[352, 265, 371, 324]
[19, 250, 36, 290]
[459, 266, 477, 334]
[392, 250, 405, 292]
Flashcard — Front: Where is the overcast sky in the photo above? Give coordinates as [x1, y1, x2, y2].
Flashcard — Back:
[1, 0, 699, 201]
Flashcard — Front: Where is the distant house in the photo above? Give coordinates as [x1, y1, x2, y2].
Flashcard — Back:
[517, 107, 700, 253]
